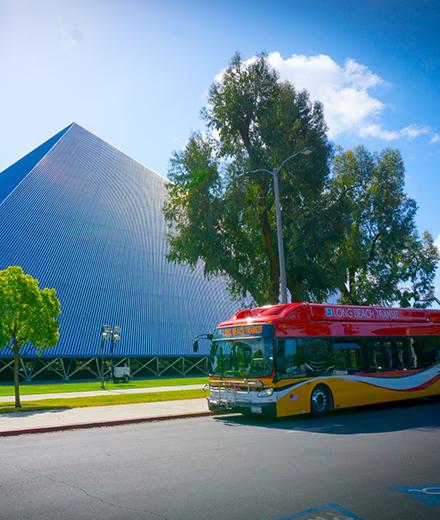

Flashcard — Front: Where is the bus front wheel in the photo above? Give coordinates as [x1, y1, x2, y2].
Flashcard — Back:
[310, 385, 333, 418]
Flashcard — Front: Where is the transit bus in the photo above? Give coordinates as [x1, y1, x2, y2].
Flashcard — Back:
[193, 303, 440, 418]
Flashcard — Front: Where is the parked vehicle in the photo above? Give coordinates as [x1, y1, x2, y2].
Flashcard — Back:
[193, 302, 440, 418]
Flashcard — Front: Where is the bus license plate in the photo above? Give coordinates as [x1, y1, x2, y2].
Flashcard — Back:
[251, 406, 262, 414]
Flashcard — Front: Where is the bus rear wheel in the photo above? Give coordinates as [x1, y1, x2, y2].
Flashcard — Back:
[310, 385, 332, 418]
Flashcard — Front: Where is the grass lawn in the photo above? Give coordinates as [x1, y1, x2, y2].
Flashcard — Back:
[0, 388, 209, 414]
[0, 376, 208, 396]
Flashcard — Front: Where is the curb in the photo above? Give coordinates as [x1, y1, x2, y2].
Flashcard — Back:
[0, 411, 214, 437]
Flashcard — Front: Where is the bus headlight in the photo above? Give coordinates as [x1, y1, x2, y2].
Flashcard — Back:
[257, 388, 274, 398]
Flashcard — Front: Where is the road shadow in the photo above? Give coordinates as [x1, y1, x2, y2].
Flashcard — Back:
[213, 397, 440, 435]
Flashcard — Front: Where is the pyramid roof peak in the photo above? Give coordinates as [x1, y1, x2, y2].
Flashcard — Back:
[0, 124, 74, 205]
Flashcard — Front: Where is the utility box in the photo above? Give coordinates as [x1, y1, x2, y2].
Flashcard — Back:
[112, 366, 130, 383]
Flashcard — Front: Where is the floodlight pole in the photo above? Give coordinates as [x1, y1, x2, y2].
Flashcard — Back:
[110, 333, 115, 379]
[109, 325, 121, 379]
[100, 324, 112, 389]
[100, 335, 106, 390]
[244, 148, 312, 304]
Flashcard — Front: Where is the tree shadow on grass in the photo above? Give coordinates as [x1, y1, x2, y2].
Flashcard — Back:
[0, 406, 72, 418]
[214, 397, 440, 435]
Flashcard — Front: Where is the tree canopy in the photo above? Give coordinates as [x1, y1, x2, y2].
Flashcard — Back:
[164, 53, 438, 307]
[0, 266, 61, 407]
[164, 53, 344, 304]
[332, 146, 439, 307]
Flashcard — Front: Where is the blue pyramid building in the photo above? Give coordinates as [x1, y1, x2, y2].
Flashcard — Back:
[0, 123, 237, 380]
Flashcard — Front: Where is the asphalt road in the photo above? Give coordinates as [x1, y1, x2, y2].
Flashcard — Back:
[1, 399, 439, 520]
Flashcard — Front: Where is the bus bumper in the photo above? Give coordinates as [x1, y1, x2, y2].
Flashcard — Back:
[207, 399, 277, 418]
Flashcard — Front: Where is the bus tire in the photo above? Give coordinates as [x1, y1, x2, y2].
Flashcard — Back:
[310, 384, 333, 418]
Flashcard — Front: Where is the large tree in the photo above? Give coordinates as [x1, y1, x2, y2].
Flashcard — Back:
[0, 266, 61, 408]
[164, 53, 344, 304]
[332, 146, 439, 306]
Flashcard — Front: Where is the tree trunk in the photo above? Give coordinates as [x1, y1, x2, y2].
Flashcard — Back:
[13, 338, 21, 409]
[347, 268, 360, 305]
[240, 132, 279, 303]
[338, 268, 360, 305]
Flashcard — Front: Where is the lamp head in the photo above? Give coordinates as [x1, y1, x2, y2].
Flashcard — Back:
[101, 324, 111, 340]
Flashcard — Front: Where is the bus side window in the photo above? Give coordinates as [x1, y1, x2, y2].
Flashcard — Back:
[417, 336, 440, 367]
[334, 349, 346, 372]
[277, 339, 301, 377]
[406, 338, 418, 368]
[300, 338, 333, 375]
[361, 339, 384, 372]
[394, 340, 405, 370]
[383, 341, 394, 370]
[332, 342, 361, 373]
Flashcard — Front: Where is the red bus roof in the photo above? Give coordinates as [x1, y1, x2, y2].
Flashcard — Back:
[217, 302, 440, 337]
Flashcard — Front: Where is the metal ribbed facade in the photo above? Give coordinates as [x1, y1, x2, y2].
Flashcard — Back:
[0, 123, 237, 359]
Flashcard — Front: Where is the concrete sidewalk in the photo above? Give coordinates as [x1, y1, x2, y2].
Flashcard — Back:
[0, 384, 204, 403]
[0, 398, 213, 436]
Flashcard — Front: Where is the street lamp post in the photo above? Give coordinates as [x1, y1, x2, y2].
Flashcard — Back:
[244, 148, 312, 304]
[100, 324, 111, 389]
[109, 325, 121, 378]
[100, 324, 121, 389]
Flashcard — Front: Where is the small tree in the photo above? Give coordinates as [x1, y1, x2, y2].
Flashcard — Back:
[0, 266, 61, 408]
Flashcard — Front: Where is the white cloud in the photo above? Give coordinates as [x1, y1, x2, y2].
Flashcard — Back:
[400, 124, 431, 139]
[359, 124, 400, 141]
[264, 53, 385, 139]
[216, 52, 439, 144]
[360, 123, 435, 142]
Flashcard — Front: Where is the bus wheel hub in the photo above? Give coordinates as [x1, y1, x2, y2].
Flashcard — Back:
[312, 388, 327, 412]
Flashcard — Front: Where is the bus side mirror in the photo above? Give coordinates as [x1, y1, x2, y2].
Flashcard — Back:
[192, 333, 213, 353]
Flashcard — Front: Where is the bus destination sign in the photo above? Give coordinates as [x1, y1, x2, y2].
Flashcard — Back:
[214, 324, 273, 339]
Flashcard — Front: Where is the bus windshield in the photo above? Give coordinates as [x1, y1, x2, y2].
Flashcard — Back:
[210, 337, 274, 378]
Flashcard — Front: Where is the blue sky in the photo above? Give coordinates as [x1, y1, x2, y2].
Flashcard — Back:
[1, 0, 439, 289]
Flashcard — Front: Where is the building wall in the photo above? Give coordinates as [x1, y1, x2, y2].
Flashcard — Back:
[0, 124, 237, 359]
